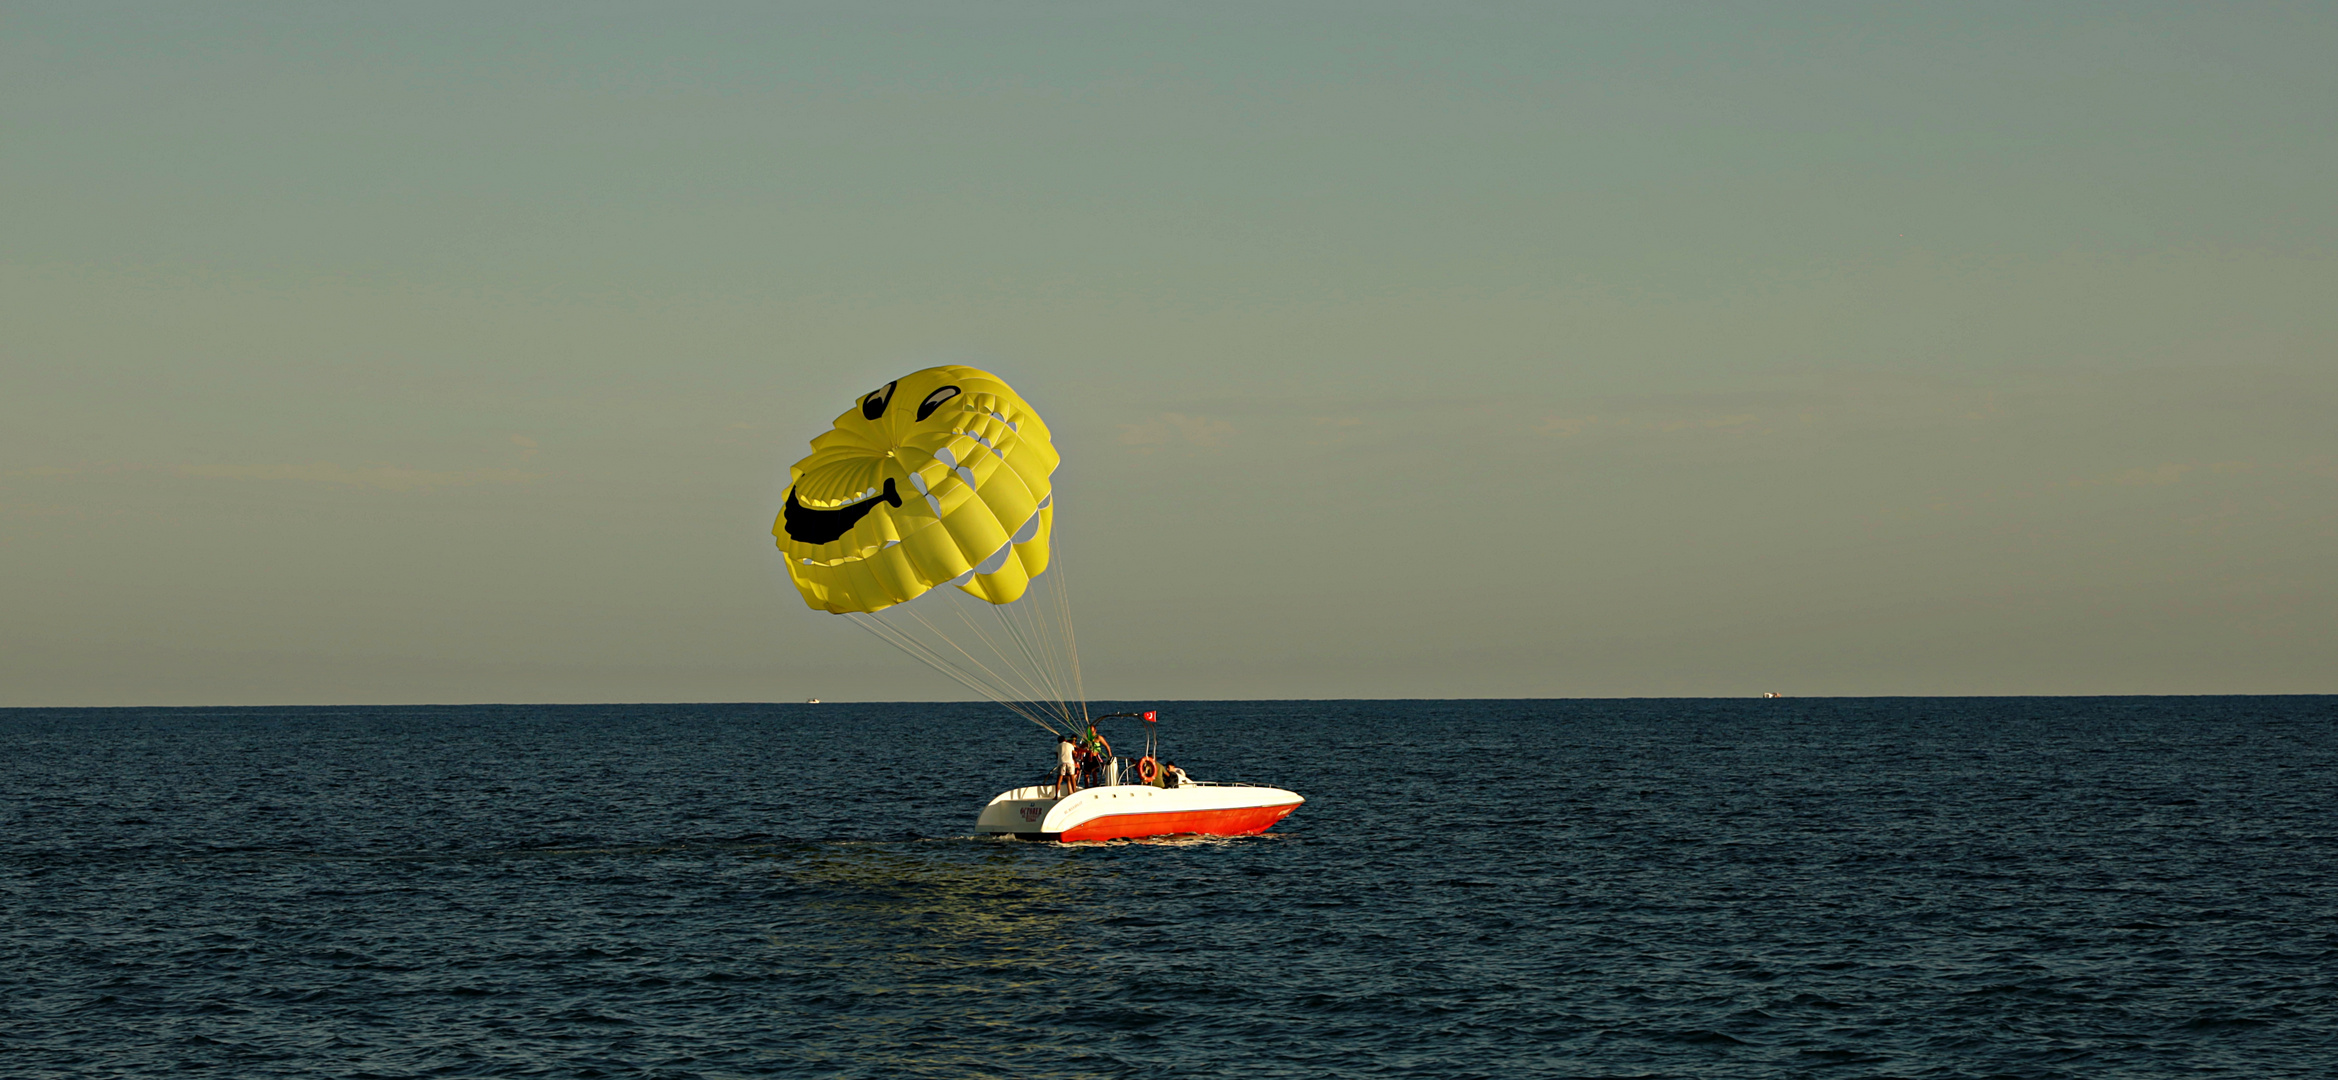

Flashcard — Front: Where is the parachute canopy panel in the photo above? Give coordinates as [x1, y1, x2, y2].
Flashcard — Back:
[774, 365, 1059, 614]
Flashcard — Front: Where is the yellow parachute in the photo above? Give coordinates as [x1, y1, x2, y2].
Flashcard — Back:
[774, 365, 1058, 614]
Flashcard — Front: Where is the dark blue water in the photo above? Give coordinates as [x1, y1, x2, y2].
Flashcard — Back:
[4, 698, 2334, 1078]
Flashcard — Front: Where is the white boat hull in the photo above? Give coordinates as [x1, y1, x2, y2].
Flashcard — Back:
[975, 781, 1303, 841]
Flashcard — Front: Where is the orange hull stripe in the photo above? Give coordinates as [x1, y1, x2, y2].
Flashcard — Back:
[1056, 802, 1298, 842]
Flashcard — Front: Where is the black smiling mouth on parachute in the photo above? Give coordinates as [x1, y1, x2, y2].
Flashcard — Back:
[783, 477, 903, 544]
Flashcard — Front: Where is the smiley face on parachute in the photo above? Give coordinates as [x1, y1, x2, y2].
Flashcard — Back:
[773, 365, 1059, 614]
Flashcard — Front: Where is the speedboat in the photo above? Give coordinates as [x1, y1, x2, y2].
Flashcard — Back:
[975, 710, 1302, 841]
[975, 777, 1303, 842]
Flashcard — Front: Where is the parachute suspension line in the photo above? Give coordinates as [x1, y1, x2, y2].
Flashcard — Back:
[1049, 534, 1090, 725]
[984, 601, 1069, 728]
[902, 603, 1058, 726]
[898, 601, 1077, 733]
[900, 606, 1062, 733]
[936, 600, 1064, 726]
[845, 612, 1062, 736]
[998, 526, 1086, 728]
[844, 612, 1048, 731]
[1028, 592, 1080, 727]
[853, 612, 1061, 736]
[1007, 558, 1082, 729]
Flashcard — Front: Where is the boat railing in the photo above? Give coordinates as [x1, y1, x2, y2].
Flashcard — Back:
[1050, 756, 1277, 794]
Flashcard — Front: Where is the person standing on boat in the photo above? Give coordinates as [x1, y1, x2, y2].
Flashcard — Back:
[1055, 735, 1076, 792]
[1079, 722, 1106, 788]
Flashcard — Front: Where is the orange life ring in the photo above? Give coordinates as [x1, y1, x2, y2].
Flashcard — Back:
[1136, 756, 1160, 784]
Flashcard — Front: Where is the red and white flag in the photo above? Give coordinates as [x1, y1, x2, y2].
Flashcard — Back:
[1142, 710, 1158, 722]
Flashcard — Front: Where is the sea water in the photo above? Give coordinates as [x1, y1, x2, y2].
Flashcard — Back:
[3, 698, 2333, 1078]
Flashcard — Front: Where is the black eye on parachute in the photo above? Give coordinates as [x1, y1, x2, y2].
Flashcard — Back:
[915, 385, 961, 422]
[861, 381, 898, 421]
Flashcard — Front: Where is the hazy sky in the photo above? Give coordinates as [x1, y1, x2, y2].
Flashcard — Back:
[5, 3, 2334, 705]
